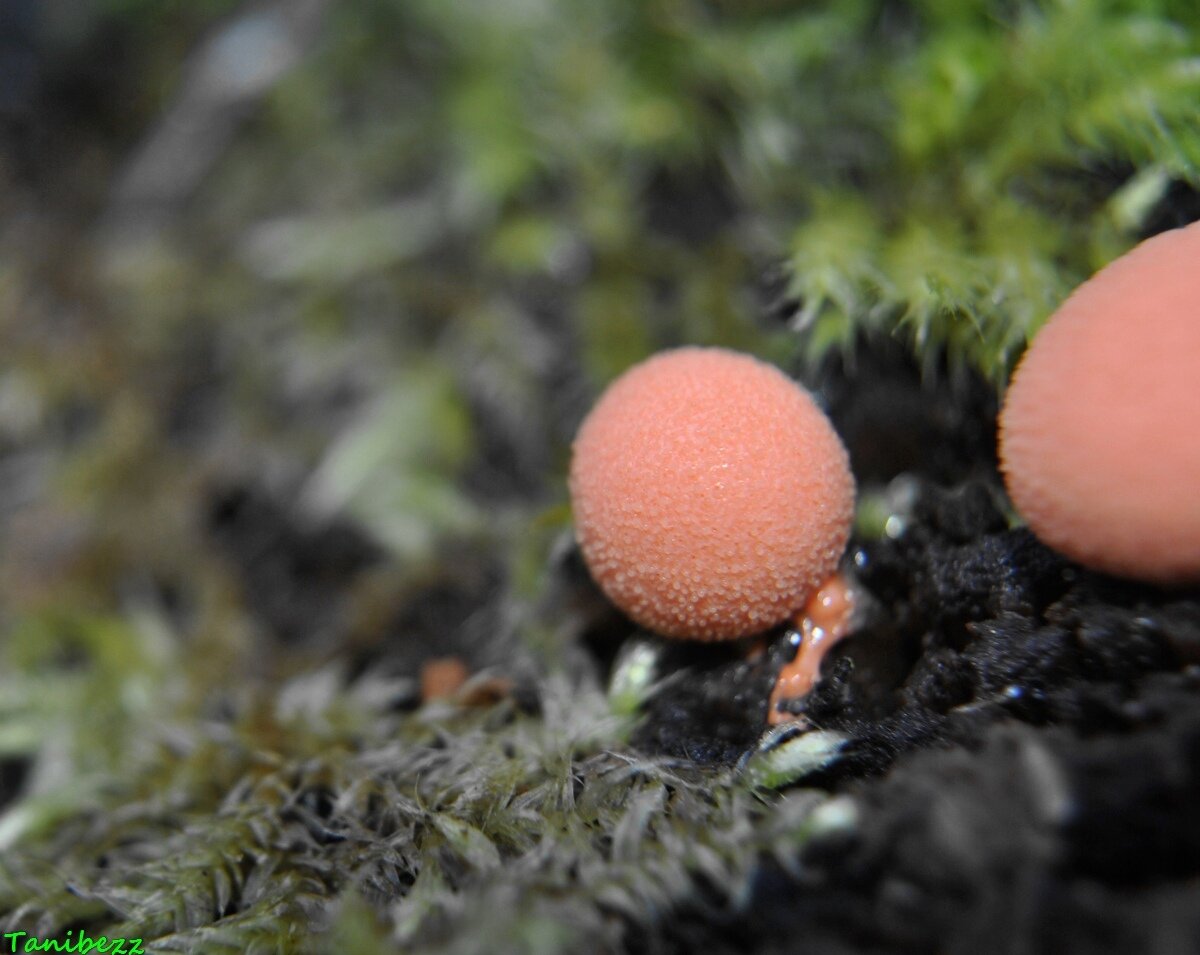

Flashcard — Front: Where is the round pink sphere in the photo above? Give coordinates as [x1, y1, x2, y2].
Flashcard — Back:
[569, 347, 855, 639]
[999, 220, 1200, 584]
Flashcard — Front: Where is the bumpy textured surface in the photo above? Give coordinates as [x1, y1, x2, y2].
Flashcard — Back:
[569, 347, 854, 639]
[1000, 220, 1200, 583]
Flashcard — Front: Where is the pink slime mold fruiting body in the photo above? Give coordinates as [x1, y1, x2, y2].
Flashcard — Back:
[999, 220, 1200, 584]
[569, 347, 855, 640]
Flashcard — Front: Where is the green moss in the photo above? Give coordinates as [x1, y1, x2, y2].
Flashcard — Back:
[784, 0, 1200, 377]
[0, 670, 842, 951]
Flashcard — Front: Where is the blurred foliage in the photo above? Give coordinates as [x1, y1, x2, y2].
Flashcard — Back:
[208, 0, 1197, 383]
[300, 363, 479, 560]
[1, 0, 1199, 949]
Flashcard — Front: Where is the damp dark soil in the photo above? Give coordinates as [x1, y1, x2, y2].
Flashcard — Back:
[618, 485, 1200, 953]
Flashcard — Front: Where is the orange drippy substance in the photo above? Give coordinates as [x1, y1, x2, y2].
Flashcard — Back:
[767, 573, 858, 726]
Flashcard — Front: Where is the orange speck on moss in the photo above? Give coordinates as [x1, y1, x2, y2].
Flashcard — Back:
[569, 347, 855, 640]
[420, 656, 470, 701]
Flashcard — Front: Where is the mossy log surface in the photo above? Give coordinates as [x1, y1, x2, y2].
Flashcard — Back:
[1, 2, 1198, 952]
